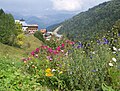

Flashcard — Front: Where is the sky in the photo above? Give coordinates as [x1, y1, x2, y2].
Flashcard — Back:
[0, 0, 110, 17]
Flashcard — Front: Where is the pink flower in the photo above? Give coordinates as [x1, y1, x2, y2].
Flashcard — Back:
[36, 48, 40, 53]
[61, 43, 65, 48]
[49, 57, 53, 61]
[41, 45, 48, 49]
[70, 41, 75, 45]
[22, 58, 27, 63]
[27, 57, 31, 60]
[22, 58, 27, 61]
[47, 56, 53, 61]
[48, 48, 53, 53]
[31, 51, 35, 56]
[56, 46, 61, 51]
[65, 40, 70, 43]
[53, 50, 58, 55]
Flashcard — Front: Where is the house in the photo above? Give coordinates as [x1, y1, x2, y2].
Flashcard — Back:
[40, 29, 47, 34]
[41, 25, 63, 41]
[15, 19, 38, 34]
[24, 24, 38, 34]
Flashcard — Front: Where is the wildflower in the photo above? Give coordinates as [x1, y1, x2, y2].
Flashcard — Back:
[109, 63, 113, 66]
[47, 56, 53, 61]
[65, 52, 68, 56]
[103, 38, 109, 44]
[70, 41, 75, 45]
[118, 48, 120, 51]
[77, 43, 82, 48]
[35, 54, 39, 58]
[49, 57, 53, 61]
[41, 45, 48, 49]
[113, 47, 117, 51]
[12, 62, 15, 64]
[92, 69, 97, 72]
[31, 51, 35, 56]
[52, 69, 56, 72]
[24, 61, 27, 63]
[97, 40, 101, 44]
[113, 52, 116, 54]
[27, 57, 31, 60]
[45, 73, 54, 77]
[61, 43, 65, 48]
[32, 65, 35, 68]
[22, 58, 28, 63]
[90, 55, 92, 59]
[70, 72, 72, 74]
[22, 58, 27, 61]
[48, 48, 53, 53]
[118, 33, 120, 36]
[59, 71, 63, 74]
[45, 68, 52, 73]
[65, 40, 70, 43]
[53, 50, 58, 55]
[56, 46, 61, 51]
[61, 50, 64, 53]
[36, 48, 40, 53]
[112, 57, 117, 62]
[92, 51, 95, 54]
[45, 68, 54, 77]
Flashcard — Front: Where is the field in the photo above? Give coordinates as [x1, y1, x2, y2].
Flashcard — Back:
[0, 34, 120, 91]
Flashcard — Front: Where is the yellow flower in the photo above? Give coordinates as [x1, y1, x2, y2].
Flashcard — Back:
[45, 73, 54, 77]
[45, 68, 51, 73]
[46, 60, 49, 62]
[59, 71, 63, 74]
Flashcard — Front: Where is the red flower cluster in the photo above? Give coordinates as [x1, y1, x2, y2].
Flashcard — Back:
[21, 40, 75, 63]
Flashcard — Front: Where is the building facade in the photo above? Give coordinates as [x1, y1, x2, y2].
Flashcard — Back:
[15, 19, 38, 34]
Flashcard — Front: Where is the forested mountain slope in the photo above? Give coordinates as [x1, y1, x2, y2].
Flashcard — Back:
[56, 0, 120, 41]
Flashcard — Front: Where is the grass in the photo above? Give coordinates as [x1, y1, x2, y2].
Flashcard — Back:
[0, 35, 50, 91]
[0, 35, 42, 59]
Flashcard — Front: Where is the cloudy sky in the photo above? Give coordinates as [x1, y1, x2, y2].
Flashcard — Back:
[0, 0, 110, 16]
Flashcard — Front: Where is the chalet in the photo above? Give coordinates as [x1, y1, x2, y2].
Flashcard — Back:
[40, 29, 47, 34]
[15, 19, 38, 34]
[40, 26, 63, 41]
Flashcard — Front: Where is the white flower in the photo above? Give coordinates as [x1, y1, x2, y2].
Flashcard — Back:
[92, 51, 95, 54]
[109, 63, 113, 66]
[112, 52, 116, 54]
[65, 52, 68, 56]
[35, 54, 38, 57]
[112, 57, 117, 62]
[113, 46, 117, 51]
[61, 50, 64, 53]
[52, 69, 56, 72]
[118, 48, 120, 51]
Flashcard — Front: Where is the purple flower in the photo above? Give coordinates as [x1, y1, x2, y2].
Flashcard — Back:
[91, 69, 97, 72]
[90, 55, 92, 59]
[103, 38, 109, 44]
[118, 33, 120, 36]
[77, 43, 83, 48]
[97, 40, 101, 44]
[87, 43, 90, 46]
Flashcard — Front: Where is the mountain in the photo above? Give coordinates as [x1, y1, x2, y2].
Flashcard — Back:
[12, 12, 74, 29]
[51, 0, 120, 41]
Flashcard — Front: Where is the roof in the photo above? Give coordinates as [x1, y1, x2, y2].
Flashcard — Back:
[20, 18, 25, 21]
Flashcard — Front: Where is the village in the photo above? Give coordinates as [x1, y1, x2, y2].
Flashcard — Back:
[15, 19, 63, 40]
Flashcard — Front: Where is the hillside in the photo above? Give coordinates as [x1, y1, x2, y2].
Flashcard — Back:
[0, 35, 42, 59]
[53, 0, 120, 41]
